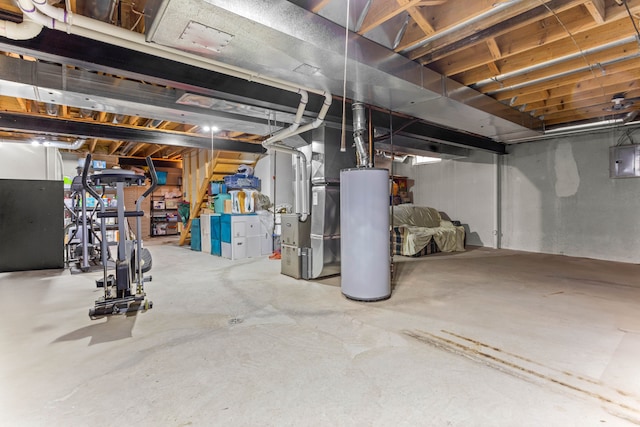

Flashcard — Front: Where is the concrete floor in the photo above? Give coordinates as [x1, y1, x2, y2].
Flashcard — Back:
[1, 240, 640, 426]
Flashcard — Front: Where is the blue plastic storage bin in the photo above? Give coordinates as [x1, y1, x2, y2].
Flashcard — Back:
[157, 171, 168, 185]
[210, 181, 227, 195]
[223, 174, 260, 189]
[191, 218, 201, 251]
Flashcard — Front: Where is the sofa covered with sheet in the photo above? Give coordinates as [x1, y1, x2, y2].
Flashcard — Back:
[390, 205, 465, 256]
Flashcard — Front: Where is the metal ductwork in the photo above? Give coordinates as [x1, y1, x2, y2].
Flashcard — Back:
[76, 0, 116, 23]
[2, 137, 85, 149]
[352, 103, 369, 168]
[45, 138, 86, 150]
[79, 108, 94, 119]
[144, 0, 543, 143]
[45, 103, 59, 116]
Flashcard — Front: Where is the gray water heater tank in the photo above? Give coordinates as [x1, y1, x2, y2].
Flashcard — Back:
[340, 168, 391, 301]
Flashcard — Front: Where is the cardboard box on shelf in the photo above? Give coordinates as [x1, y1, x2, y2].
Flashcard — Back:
[165, 199, 180, 209]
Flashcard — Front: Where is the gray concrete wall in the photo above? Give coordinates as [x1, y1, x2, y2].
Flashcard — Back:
[501, 128, 640, 263]
[0, 145, 62, 180]
[397, 151, 498, 247]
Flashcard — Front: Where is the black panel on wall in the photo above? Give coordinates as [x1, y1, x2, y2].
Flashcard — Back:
[0, 179, 64, 272]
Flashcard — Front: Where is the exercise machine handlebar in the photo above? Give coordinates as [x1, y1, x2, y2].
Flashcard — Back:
[81, 153, 104, 210]
[141, 156, 158, 198]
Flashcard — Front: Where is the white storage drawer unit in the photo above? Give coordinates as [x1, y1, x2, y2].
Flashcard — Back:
[200, 214, 212, 254]
[221, 214, 261, 260]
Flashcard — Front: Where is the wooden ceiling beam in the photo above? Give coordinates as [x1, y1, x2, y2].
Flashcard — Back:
[411, 0, 588, 63]
[128, 143, 147, 157]
[163, 146, 184, 158]
[15, 97, 27, 112]
[169, 148, 189, 160]
[398, 0, 436, 36]
[476, 40, 639, 96]
[497, 64, 640, 106]
[144, 144, 165, 158]
[434, 8, 601, 77]
[486, 61, 501, 75]
[309, 0, 332, 13]
[108, 141, 124, 155]
[541, 104, 637, 125]
[486, 38, 502, 60]
[399, 0, 548, 54]
[540, 93, 623, 116]
[89, 139, 97, 153]
[584, 0, 606, 24]
[359, 0, 422, 34]
[456, 20, 638, 89]
[433, 8, 595, 76]
[526, 82, 640, 112]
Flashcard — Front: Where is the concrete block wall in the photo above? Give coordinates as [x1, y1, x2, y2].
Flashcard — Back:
[395, 151, 498, 248]
[502, 129, 640, 263]
[392, 127, 640, 263]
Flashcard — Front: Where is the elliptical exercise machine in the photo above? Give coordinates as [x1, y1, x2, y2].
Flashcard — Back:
[64, 166, 103, 273]
[82, 154, 157, 318]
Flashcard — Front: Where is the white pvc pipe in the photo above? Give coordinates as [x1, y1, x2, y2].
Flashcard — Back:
[14, 0, 334, 222]
[27, 0, 330, 98]
[262, 91, 332, 146]
[259, 90, 331, 221]
[294, 155, 300, 214]
[267, 143, 309, 221]
[493, 153, 501, 249]
[0, 18, 43, 39]
[15, 0, 55, 28]
[2, 138, 85, 149]
[45, 139, 85, 149]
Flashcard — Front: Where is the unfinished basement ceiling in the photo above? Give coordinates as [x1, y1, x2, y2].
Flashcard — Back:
[0, 0, 639, 159]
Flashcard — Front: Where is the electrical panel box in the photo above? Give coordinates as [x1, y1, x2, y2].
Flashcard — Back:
[610, 145, 640, 178]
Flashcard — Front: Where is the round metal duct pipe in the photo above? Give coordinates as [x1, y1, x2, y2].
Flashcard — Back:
[352, 102, 370, 167]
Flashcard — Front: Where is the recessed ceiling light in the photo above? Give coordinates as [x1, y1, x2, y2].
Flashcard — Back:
[414, 156, 442, 165]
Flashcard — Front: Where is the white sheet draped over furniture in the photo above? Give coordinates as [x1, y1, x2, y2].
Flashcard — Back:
[390, 205, 465, 256]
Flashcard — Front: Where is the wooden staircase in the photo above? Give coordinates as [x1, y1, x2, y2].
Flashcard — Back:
[178, 168, 216, 246]
[178, 151, 262, 246]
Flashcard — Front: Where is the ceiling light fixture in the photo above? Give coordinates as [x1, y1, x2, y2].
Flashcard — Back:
[414, 155, 442, 165]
